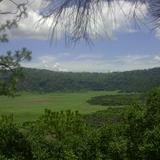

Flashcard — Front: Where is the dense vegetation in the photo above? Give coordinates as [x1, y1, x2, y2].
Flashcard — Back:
[0, 88, 160, 160]
[0, 49, 32, 96]
[87, 93, 146, 106]
[17, 67, 160, 93]
[0, 0, 32, 96]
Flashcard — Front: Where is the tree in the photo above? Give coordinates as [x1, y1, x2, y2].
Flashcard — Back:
[122, 88, 160, 159]
[0, 48, 32, 95]
[0, 0, 32, 95]
[1, 0, 160, 43]
[0, 115, 33, 160]
[39, 0, 160, 42]
[0, 0, 28, 42]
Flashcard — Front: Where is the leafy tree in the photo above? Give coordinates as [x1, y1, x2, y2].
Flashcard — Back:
[0, 0, 32, 95]
[145, 88, 160, 127]
[0, 48, 32, 95]
[122, 88, 160, 159]
[0, 115, 33, 160]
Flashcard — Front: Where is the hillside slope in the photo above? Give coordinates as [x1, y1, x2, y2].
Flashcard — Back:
[17, 67, 160, 92]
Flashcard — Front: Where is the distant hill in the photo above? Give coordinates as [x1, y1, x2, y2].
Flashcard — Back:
[17, 67, 160, 92]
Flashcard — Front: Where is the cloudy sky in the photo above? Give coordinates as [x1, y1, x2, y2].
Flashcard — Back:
[0, 0, 160, 72]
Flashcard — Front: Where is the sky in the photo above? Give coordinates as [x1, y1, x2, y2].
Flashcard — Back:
[0, 0, 160, 72]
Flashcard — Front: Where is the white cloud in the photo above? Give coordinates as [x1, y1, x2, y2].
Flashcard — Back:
[0, 0, 148, 40]
[154, 55, 160, 61]
[22, 55, 67, 71]
[22, 53, 160, 72]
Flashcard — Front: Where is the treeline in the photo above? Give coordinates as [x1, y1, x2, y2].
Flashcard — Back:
[0, 89, 160, 160]
[17, 67, 160, 92]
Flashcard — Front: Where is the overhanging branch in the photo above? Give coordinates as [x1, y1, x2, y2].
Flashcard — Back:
[40, 0, 160, 43]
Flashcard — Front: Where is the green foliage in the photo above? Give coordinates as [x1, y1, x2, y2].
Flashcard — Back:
[25, 110, 90, 160]
[0, 48, 32, 96]
[0, 155, 16, 160]
[0, 115, 32, 160]
[121, 88, 160, 159]
[122, 104, 146, 159]
[84, 107, 124, 127]
[0, 0, 31, 96]
[141, 125, 160, 160]
[87, 93, 145, 106]
[16, 67, 160, 93]
[145, 88, 160, 127]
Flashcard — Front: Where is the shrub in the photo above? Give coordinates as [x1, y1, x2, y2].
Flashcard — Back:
[0, 115, 33, 160]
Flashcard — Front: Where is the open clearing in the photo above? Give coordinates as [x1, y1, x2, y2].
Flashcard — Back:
[0, 91, 118, 122]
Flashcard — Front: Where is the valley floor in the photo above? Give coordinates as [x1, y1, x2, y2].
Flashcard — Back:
[0, 91, 119, 122]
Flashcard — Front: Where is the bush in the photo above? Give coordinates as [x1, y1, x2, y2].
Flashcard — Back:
[0, 115, 33, 160]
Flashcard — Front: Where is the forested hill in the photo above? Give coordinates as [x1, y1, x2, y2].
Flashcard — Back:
[17, 67, 160, 92]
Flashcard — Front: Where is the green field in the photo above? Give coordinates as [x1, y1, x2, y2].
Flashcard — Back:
[0, 91, 118, 122]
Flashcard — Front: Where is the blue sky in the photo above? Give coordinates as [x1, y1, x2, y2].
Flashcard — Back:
[0, 0, 160, 72]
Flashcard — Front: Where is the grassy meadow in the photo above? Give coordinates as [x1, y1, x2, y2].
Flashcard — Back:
[0, 91, 119, 122]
